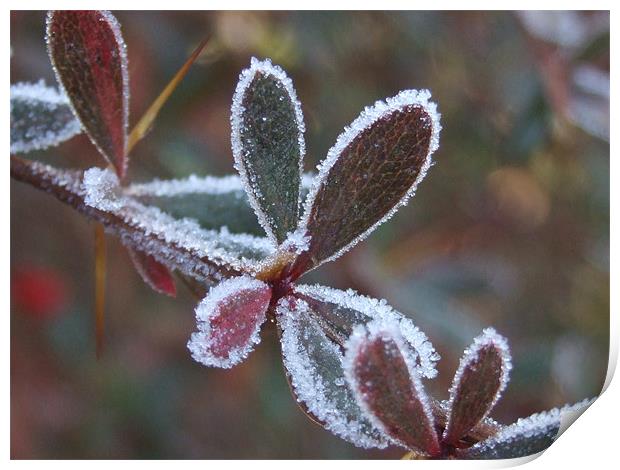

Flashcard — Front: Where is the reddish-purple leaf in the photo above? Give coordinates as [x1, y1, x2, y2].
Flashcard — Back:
[290, 90, 440, 277]
[443, 328, 511, 445]
[127, 247, 176, 297]
[343, 319, 441, 457]
[46, 10, 129, 179]
[187, 276, 272, 368]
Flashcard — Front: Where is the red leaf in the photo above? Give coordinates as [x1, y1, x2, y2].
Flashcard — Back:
[187, 276, 272, 368]
[344, 320, 441, 456]
[443, 328, 511, 444]
[46, 10, 129, 179]
[291, 90, 440, 277]
[127, 247, 176, 297]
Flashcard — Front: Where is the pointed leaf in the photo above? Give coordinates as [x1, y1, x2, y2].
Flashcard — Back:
[343, 318, 441, 456]
[46, 10, 129, 179]
[187, 275, 271, 368]
[10, 80, 82, 154]
[292, 90, 440, 276]
[443, 328, 511, 444]
[293, 284, 439, 379]
[276, 295, 389, 449]
[458, 399, 593, 459]
[231, 57, 305, 244]
[127, 37, 209, 155]
[127, 247, 176, 297]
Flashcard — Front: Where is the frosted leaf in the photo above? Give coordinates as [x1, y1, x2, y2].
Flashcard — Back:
[343, 318, 440, 456]
[10, 80, 82, 153]
[231, 57, 306, 245]
[277, 296, 390, 449]
[293, 284, 439, 379]
[125, 173, 316, 236]
[47, 10, 130, 179]
[188, 275, 271, 368]
[460, 398, 594, 459]
[443, 328, 512, 444]
[82, 167, 276, 279]
[292, 89, 441, 275]
[127, 246, 176, 297]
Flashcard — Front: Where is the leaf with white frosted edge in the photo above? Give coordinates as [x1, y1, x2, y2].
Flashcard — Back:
[10, 80, 82, 154]
[343, 318, 441, 456]
[126, 173, 315, 236]
[458, 399, 594, 459]
[293, 284, 439, 379]
[443, 328, 512, 445]
[290, 90, 441, 276]
[231, 57, 306, 245]
[46, 10, 130, 179]
[187, 275, 272, 368]
[127, 247, 176, 297]
[82, 167, 276, 277]
[276, 296, 390, 449]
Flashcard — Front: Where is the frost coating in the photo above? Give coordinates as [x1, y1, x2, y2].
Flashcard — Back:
[343, 317, 437, 451]
[82, 167, 275, 275]
[444, 328, 512, 441]
[277, 297, 390, 449]
[125, 172, 316, 197]
[465, 398, 594, 459]
[46, 10, 130, 177]
[299, 89, 441, 268]
[10, 80, 82, 153]
[230, 57, 306, 245]
[294, 284, 439, 378]
[188, 275, 271, 368]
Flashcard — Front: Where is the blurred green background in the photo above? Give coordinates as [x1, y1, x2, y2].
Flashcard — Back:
[10, 11, 609, 459]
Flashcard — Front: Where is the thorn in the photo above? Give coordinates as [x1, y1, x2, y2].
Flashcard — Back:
[94, 222, 106, 359]
[126, 36, 210, 155]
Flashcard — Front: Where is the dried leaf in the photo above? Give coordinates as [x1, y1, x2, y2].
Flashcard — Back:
[127, 247, 176, 297]
[187, 276, 271, 368]
[46, 10, 129, 179]
[231, 58, 305, 245]
[276, 295, 389, 449]
[10, 80, 82, 154]
[343, 319, 441, 456]
[292, 90, 441, 276]
[443, 328, 511, 444]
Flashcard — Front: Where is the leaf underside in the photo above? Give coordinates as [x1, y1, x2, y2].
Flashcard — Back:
[348, 333, 440, 456]
[233, 66, 303, 244]
[10, 82, 82, 154]
[127, 247, 176, 297]
[47, 10, 128, 178]
[294, 104, 433, 275]
[444, 343, 505, 444]
[277, 296, 389, 449]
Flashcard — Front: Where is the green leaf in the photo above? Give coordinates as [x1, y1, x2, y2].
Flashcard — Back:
[10, 81, 82, 154]
[277, 295, 389, 449]
[291, 90, 440, 277]
[126, 173, 313, 236]
[231, 57, 305, 244]
[459, 399, 594, 459]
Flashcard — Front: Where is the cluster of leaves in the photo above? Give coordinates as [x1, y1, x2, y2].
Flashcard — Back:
[10, 10, 593, 459]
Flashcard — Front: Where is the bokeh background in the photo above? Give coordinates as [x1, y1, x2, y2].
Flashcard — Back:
[10, 11, 609, 459]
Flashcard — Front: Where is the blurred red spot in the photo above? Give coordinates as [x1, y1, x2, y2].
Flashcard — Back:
[11, 265, 70, 320]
